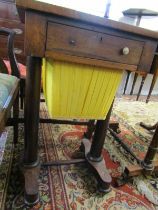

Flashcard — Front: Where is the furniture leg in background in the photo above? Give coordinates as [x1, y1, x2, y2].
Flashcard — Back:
[13, 91, 19, 144]
[130, 72, 138, 95]
[142, 124, 158, 172]
[146, 54, 158, 103]
[130, 71, 147, 101]
[20, 77, 25, 109]
[111, 122, 158, 185]
[124, 123, 158, 177]
[23, 56, 42, 206]
[136, 73, 147, 101]
[146, 75, 157, 103]
[123, 70, 130, 95]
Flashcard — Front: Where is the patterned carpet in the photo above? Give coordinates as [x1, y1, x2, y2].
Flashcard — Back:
[0, 97, 158, 209]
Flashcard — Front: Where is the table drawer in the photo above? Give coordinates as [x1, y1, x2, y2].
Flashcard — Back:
[46, 22, 144, 66]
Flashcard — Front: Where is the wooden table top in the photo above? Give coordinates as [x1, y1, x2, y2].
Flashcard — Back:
[16, 0, 158, 40]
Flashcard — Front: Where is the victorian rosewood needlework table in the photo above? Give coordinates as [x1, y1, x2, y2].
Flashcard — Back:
[16, 0, 158, 206]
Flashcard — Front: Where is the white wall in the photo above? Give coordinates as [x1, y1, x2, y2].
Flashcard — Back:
[38, 0, 158, 96]
[109, 1, 158, 96]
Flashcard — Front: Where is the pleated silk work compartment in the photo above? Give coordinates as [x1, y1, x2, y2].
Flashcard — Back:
[42, 58, 123, 119]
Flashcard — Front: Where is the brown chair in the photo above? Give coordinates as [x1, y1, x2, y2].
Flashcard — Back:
[0, 27, 20, 144]
[3, 59, 26, 109]
[123, 70, 148, 100]
[123, 53, 158, 102]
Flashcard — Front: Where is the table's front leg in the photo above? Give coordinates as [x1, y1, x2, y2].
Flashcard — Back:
[24, 56, 42, 206]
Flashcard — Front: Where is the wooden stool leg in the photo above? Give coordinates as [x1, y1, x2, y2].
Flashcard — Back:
[13, 91, 19, 144]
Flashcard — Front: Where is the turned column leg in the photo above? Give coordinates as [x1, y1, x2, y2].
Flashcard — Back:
[82, 103, 113, 193]
[84, 120, 95, 139]
[24, 56, 42, 206]
[89, 103, 113, 161]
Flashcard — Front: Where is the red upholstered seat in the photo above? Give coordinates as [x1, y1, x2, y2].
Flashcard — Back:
[3, 60, 26, 78]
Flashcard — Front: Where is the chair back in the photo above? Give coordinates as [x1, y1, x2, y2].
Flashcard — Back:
[0, 28, 20, 78]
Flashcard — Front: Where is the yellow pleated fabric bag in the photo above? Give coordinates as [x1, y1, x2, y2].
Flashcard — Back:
[42, 58, 123, 119]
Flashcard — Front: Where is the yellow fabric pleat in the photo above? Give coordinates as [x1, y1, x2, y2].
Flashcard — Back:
[42, 58, 123, 119]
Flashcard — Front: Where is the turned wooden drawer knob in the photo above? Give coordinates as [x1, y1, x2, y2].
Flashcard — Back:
[122, 47, 130, 55]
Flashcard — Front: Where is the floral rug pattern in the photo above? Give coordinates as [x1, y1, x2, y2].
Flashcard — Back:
[113, 98, 158, 140]
[0, 129, 14, 210]
[0, 98, 158, 209]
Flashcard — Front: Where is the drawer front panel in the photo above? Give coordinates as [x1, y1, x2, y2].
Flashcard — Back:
[46, 22, 144, 65]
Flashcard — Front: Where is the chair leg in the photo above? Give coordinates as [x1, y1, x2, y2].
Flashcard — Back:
[146, 75, 157, 103]
[20, 78, 25, 109]
[146, 56, 158, 103]
[136, 74, 146, 101]
[13, 92, 19, 144]
[123, 70, 130, 95]
[130, 72, 138, 95]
